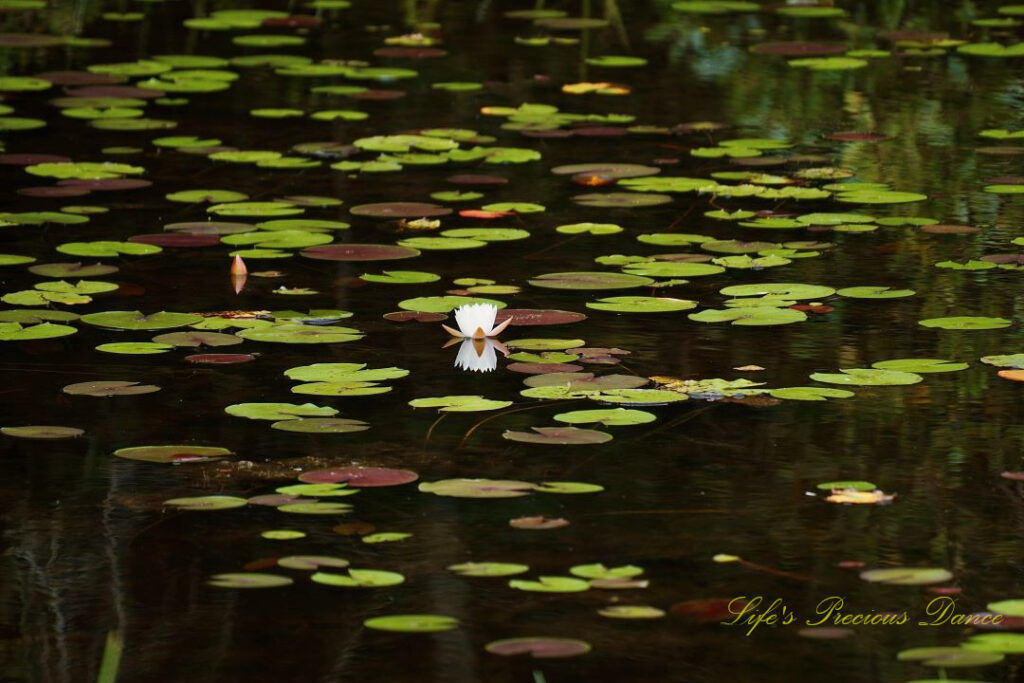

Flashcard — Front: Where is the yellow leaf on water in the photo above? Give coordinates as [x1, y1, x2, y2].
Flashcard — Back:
[826, 489, 896, 505]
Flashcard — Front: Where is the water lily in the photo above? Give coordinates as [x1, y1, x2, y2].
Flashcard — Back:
[452, 337, 508, 373]
[442, 303, 511, 339]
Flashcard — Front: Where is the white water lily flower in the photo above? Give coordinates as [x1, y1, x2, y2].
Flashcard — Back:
[442, 303, 511, 339]
[453, 338, 508, 373]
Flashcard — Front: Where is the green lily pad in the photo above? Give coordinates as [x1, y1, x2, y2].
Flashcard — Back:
[1, 425, 84, 439]
[587, 296, 697, 313]
[836, 190, 928, 204]
[166, 189, 248, 203]
[961, 634, 1024, 654]
[598, 605, 666, 619]
[919, 316, 1012, 330]
[164, 495, 247, 511]
[769, 387, 855, 401]
[225, 403, 338, 421]
[987, 599, 1024, 617]
[623, 262, 724, 278]
[397, 237, 486, 250]
[569, 563, 644, 580]
[589, 389, 687, 405]
[816, 481, 877, 491]
[720, 283, 836, 299]
[418, 479, 534, 498]
[236, 324, 363, 344]
[528, 272, 655, 290]
[80, 311, 203, 330]
[509, 576, 590, 593]
[556, 223, 623, 235]
[96, 342, 173, 355]
[311, 569, 404, 587]
[207, 573, 294, 588]
[836, 286, 915, 299]
[362, 532, 412, 544]
[553, 409, 656, 426]
[57, 241, 161, 257]
[361, 270, 440, 284]
[810, 368, 923, 386]
[896, 647, 1003, 667]
[271, 418, 370, 433]
[408, 396, 512, 412]
[440, 228, 530, 242]
[0, 322, 77, 341]
[397, 296, 505, 313]
[860, 568, 953, 585]
[980, 354, 1024, 369]
[364, 614, 458, 632]
[870, 358, 969, 373]
[689, 307, 807, 326]
[448, 562, 530, 577]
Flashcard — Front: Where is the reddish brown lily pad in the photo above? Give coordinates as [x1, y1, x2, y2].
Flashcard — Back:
[551, 162, 660, 179]
[63, 380, 160, 397]
[17, 186, 90, 198]
[129, 233, 221, 247]
[670, 598, 745, 623]
[152, 331, 242, 347]
[58, 178, 152, 191]
[446, 174, 509, 185]
[349, 89, 406, 100]
[65, 85, 164, 99]
[383, 311, 448, 323]
[523, 372, 647, 390]
[35, 71, 124, 86]
[301, 244, 421, 261]
[823, 131, 892, 142]
[495, 309, 587, 326]
[114, 445, 231, 464]
[351, 202, 452, 218]
[374, 47, 448, 58]
[502, 427, 613, 445]
[248, 494, 309, 507]
[164, 221, 253, 235]
[485, 637, 591, 658]
[0, 153, 72, 166]
[0, 34, 65, 48]
[298, 466, 418, 487]
[506, 362, 584, 374]
[919, 224, 981, 235]
[185, 354, 256, 364]
[509, 516, 570, 529]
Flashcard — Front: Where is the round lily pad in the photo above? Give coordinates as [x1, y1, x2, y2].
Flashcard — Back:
[553, 409, 656, 426]
[364, 615, 459, 633]
[587, 296, 697, 313]
[418, 479, 534, 498]
[919, 316, 1012, 330]
[63, 381, 160, 396]
[1, 425, 84, 439]
[502, 427, 613, 444]
[298, 467, 417, 487]
[859, 568, 953, 585]
[870, 358, 968, 373]
[485, 637, 591, 658]
[311, 569, 404, 587]
[528, 272, 655, 290]
[350, 202, 451, 218]
[114, 445, 231, 463]
[207, 573, 294, 588]
[448, 562, 530, 577]
[270, 418, 370, 433]
[80, 311, 203, 330]
[301, 244, 421, 261]
[164, 495, 247, 511]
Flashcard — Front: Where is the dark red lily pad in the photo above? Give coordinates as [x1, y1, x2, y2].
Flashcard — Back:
[302, 244, 421, 261]
[521, 129, 574, 139]
[63, 380, 160, 397]
[502, 427, 613, 445]
[65, 85, 164, 99]
[383, 311, 448, 323]
[572, 126, 627, 137]
[350, 202, 452, 218]
[878, 30, 948, 42]
[164, 221, 253, 235]
[58, 178, 152, 191]
[919, 224, 981, 235]
[551, 162, 660, 179]
[495, 309, 587, 326]
[823, 131, 892, 142]
[184, 354, 256, 364]
[506, 362, 584, 374]
[523, 372, 647, 390]
[17, 186, 91, 198]
[374, 47, 447, 58]
[0, 33, 65, 48]
[35, 71, 124, 86]
[248, 494, 308, 507]
[486, 637, 591, 658]
[671, 598, 745, 623]
[446, 174, 509, 186]
[986, 176, 1024, 185]
[349, 89, 406, 101]
[0, 153, 71, 166]
[262, 15, 321, 28]
[572, 192, 672, 208]
[798, 627, 854, 640]
[750, 41, 847, 56]
[509, 516, 570, 529]
[129, 233, 221, 248]
[1001, 471, 1024, 481]
[298, 466, 418, 487]
[981, 253, 1024, 265]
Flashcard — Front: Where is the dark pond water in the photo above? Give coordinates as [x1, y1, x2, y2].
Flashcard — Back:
[1, 1, 1023, 681]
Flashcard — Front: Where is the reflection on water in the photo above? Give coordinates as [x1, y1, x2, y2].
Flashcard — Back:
[0, 0, 1022, 682]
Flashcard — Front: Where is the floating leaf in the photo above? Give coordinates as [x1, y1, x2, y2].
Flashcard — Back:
[63, 381, 160, 397]
[502, 427, 613, 444]
[509, 576, 590, 593]
[896, 647, 1003, 667]
[225, 403, 338, 421]
[270, 418, 370, 433]
[485, 637, 591, 658]
[364, 615, 458, 632]
[587, 296, 697, 313]
[528, 272, 655, 290]
[311, 569, 404, 587]
[114, 445, 231, 464]
[809, 368, 923, 386]
[164, 496, 247, 511]
[860, 568, 953, 585]
[409, 396, 512, 412]
[1, 425, 84, 439]
[81, 311, 203, 330]
[769, 387, 854, 401]
[870, 358, 968, 373]
[449, 562, 530, 577]
[919, 316, 1012, 330]
[362, 532, 412, 544]
[207, 573, 293, 588]
[553, 409, 655, 426]
[418, 479, 534, 498]
[836, 286, 915, 299]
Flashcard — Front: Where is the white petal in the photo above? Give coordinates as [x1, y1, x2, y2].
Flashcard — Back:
[454, 338, 498, 373]
[453, 303, 497, 338]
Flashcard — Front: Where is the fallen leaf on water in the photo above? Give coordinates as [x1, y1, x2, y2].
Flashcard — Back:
[825, 488, 896, 505]
[733, 365, 765, 372]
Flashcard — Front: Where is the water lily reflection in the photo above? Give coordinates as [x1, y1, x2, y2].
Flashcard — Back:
[442, 303, 511, 339]
[450, 337, 509, 373]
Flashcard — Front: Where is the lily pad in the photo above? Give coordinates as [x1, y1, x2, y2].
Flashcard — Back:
[409, 396, 512, 412]
[301, 244, 421, 261]
[298, 467, 418, 487]
[164, 495, 247, 511]
[448, 562, 529, 577]
[207, 573, 293, 588]
[1, 425, 84, 439]
[81, 311, 203, 330]
[870, 358, 968, 373]
[502, 427, 613, 444]
[418, 479, 534, 498]
[810, 368, 923, 386]
[312, 569, 404, 587]
[528, 272, 655, 290]
[860, 568, 953, 585]
[114, 445, 231, 464]
[553, 409, 656, 426]
[225, 403, 338, 421]
[364, 615, 458, 633]
[919, 316, 1012, 330]
[587, 297, 697, 313]
[485, 637, 591, 658]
